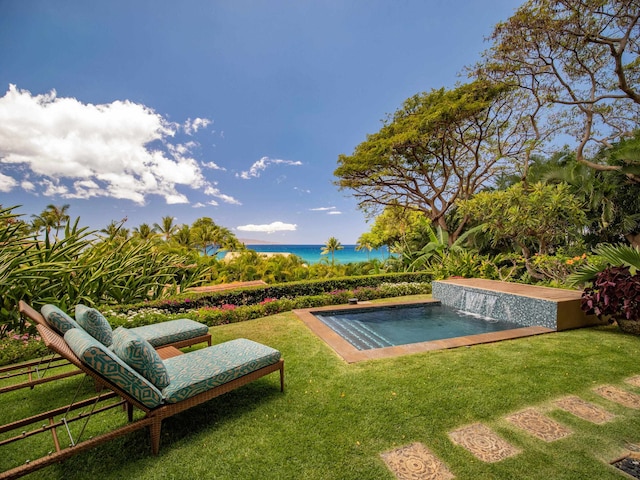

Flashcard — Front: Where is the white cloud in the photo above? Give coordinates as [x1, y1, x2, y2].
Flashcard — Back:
[40, 179, 69, 197]
[203, 185, 241, 205]
[236, 221, 297, 233]
[192, 202, 206, 208]
[328, 211, 342, 215]
[237, 156, 302, 180]
[294, 186, 311, 194]
[0, 85, 231, 206]
[183, 117, 212, 135]
[0, 172, 17, 192]
[202, 161, 226, 171]
[21, 179, 35, 191]
[310, 206, 335, 211]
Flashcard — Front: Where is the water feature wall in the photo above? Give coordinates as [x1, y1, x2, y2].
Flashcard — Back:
[432, 278, 602, 331]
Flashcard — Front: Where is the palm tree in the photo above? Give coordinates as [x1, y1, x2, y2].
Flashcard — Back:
[192, 223, 216, 255]
[355, 232, 376, 261]
[154, 216, 177, 241]
[100, 219, 129, 241]
[173, 224, 193, 247]
[132, 223, 157, 241]
[46, 204, 70, 239]
[321, 236, 343, 265]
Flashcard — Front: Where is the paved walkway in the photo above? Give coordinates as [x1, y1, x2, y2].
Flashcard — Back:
[380, 375, 640, 479]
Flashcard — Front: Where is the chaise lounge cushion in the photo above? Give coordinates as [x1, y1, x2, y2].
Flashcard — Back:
[111, 327, 170, 389]
[75, 304, 113, 346]
[64, 328, 163, 409]
[41, 304, 80, 334]
[162, 338, 281, 403]
[131, 320, 209, 347]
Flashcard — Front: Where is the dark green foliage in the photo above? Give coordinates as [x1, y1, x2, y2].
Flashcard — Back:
[111, 272, 433, 314]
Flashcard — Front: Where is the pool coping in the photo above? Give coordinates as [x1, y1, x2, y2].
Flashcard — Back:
[293, 300, 555, 363]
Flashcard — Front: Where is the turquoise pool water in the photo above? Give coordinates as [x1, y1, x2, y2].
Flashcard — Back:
[313, 303, 522, 350]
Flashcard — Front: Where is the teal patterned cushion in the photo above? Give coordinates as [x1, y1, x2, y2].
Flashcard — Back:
[131, 319, 209, 347]
[75, 304, 113, 346]
[162, 338, 281, 403]
[111, 327, 170, 389]
[41, 304, 80, 334]
[64, 328, 163, 409]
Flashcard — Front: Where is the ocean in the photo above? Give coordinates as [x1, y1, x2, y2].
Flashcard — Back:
[244, 244, 391, 264]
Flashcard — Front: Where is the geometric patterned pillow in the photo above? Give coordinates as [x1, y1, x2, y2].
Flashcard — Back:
[64, 327, 163, 409]
[111, 327, 170, 389]
[75, 304, 113, 347]
[41, 304, 80, 334]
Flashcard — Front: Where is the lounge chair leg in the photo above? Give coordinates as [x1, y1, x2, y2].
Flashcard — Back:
[279, 363, 285, 392]
[150, 420, 162, 455]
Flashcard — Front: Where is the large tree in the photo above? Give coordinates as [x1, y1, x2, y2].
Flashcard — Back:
[334, 80, 529, 243]
[483, 0, 640, 181]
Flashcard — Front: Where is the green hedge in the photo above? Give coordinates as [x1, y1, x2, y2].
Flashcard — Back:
[106, 281, 432, 328]
[110, 272, 432, 314]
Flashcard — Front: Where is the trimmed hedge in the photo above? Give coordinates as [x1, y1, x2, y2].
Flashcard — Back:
[106, 282, 432, 328]
[110, 272, 432, 314]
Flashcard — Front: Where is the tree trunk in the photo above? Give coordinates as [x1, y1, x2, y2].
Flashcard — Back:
[625, 232, 640, 249]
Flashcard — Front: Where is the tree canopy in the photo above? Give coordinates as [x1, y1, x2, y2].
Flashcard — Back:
[456, 182, 587, 262]
[483, 0, 640, 181]
[334, 80, 529, 243]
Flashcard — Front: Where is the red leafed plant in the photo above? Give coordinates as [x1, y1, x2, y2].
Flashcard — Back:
[581, 266, 640, 333]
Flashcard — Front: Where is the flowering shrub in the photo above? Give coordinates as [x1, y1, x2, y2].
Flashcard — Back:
[0, 333, 48, 366]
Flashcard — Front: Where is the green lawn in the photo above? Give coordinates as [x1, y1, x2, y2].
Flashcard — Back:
[2, 295, 640, 479]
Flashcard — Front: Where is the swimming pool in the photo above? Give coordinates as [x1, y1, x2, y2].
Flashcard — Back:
[294, 300, 554, 362]
[313, 303, 523, 351]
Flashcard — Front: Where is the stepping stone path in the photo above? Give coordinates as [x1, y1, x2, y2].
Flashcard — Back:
[626, 375, 640, 388]
[381, 379, 640, 479]
[554, 396, 615, 424]
[594, 385, 640, 409]
[505, 408, 572, 441]
[380, 443, 454, 480]
[448, 423, 520, 463]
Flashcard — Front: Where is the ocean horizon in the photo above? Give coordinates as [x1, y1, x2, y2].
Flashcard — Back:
[243, 244, 391, 264]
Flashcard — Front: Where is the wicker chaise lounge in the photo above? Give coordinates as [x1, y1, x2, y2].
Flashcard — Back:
[1, 303, 212, 395]
[2, 302, 284, 479]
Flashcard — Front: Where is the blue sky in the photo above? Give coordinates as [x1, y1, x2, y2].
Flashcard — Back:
[0, 0, 522, 244]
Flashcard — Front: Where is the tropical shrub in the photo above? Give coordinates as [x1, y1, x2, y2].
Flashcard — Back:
[569, 243, 640, 286]
[0, 206, 209, 335]
[581, 266, 640, 334]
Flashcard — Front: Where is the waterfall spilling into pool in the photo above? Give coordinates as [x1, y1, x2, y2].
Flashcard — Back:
[462, 290, 499, 319]
[432, 278, 602, 330]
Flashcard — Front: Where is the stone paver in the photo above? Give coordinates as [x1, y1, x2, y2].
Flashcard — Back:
[381, 443, 455, 480]
[554, 396, 615, 424]
[505, 408, 572, 441]
[594, 385, 640, 410]
[626, 376, 640, 389]
[448, 423, 520, 463]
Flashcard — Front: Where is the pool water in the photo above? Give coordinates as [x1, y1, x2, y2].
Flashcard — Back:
[313, 303, 523, 351]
